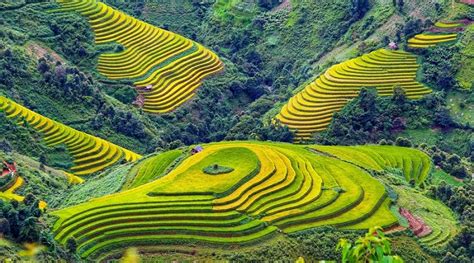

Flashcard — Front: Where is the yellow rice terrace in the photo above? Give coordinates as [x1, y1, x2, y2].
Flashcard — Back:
[51, 141, 432, 260]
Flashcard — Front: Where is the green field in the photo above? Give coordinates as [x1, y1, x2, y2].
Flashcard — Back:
[50, 141, 433, 259]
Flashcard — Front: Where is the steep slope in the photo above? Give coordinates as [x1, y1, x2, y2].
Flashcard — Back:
[0, 96, 141, 176]
[276, 49, 432, 141]
[53, 0, 224, 113]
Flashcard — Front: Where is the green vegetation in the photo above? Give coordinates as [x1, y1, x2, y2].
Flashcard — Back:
[312, 145, 432, 185]
[0, 0, 472, 262]
[0, 196, 76, 262]
[0, 96, 142, 176]
[126, 150, 182, 189]
[48, 141, 435, 259]
[276, 49, 431, 141]
[396, 185, 459, 248]
[54, 0, 223, 114]
[337, 227, 403, 263]
[430, 169, 464, 187]
[203, 164, 235, 175]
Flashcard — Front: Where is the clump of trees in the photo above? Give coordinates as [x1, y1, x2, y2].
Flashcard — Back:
[317, 87, 464, 149]
[420, 144, 469, 179]
[428, 181, 473, 262]
[0, 194, 43, 243]
[422, 46, 460, 91]
[317, 87, 414, 145]
[0, 196, 76, 260]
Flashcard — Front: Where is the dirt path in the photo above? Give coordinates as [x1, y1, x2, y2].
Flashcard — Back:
[272, 0, 291, 12]
[25, 42, 65, 64]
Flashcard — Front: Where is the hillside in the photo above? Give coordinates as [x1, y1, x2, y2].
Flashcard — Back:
[51, 141, 432, 260]
[0, 0, 473, 262]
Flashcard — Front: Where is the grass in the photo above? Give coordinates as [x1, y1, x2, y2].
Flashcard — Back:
[430, 168, 464, 187]
[54, 0, 224, 113]
[447, 90, 474, 125]
[151, 146, 259, 194]
[456, 23, 473, 89]
[128, 150, 182, 189]
[48, 141, 430, 259]
[275, 49, 431, 140]
[213, 0, 257, 25]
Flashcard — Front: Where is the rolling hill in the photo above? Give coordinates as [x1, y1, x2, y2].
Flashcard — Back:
[51, 141, 432, 260]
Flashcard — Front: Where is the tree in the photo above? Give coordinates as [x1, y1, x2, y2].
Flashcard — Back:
[337, 226, 403, 263]
[398, 0, 404, 12]
[257, 0, 280, 10]
[351, 0, 370, 20]
[66, 237, 77, 252]
[19, 217, 40, 242]
[0, 218, 11, 236]
[395, 137, 412, 147]
[23, 193, 37, 207]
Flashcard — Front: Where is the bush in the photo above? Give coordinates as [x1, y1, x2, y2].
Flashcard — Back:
[203, 164, 234, 175]
[395, 137, 412, 147]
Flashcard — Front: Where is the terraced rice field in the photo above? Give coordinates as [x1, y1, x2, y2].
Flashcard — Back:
[0, 96, 141, 176]
[53, 0, 224, 113]
[408, 33, 458, 49]
[51, 141, 432, 259]
[311, 145, 432, 186]
[276, 49, 432, 140]
[395, 186, 459, 248]
[0, 176, 47, 209]
[434, 21, 463, 28]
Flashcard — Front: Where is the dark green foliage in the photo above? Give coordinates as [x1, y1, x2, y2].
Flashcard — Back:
[0, 173, 15, 191]
[317, 88, 469, 156]
[0, 198, 76, 260]
[289, 228, 363, 261]
[428, 181, 473, 262]
[257, 0, 281, 10]
[422, 146, 469, 179]
[403, 18, 423, 38]
[350, 0, 370, 20]
[0, 196, 41, 242]
[318, 87, 413, 145]
[422, 46, 460, 91]
[66, 238, 77, 253]
[395, 137, 412, 147]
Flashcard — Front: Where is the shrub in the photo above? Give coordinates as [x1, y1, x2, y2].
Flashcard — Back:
[395, 137, 412, 147]
[203, 164, 234, 175]
[337, 226, 403, 263]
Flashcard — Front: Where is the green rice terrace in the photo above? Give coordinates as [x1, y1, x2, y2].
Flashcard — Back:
[51, 141, 432, 260]
[0, 0, 472, 262]
[0, 96, 141, 177]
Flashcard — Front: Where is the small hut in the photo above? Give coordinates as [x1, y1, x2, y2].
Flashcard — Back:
[191, 145, 203, 155]
[1, 161, 17, 177]
[388, 41, 398, 50]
